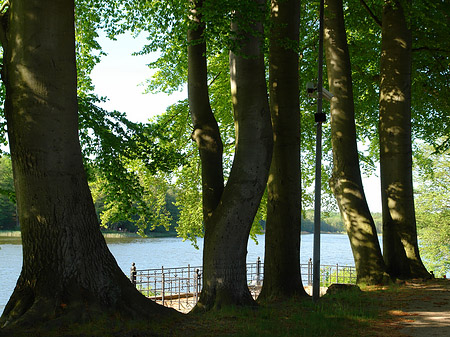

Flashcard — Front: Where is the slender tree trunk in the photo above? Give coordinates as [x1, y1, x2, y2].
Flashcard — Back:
[258, 0, 308, 301]
[195, 1, 273, 310]
[0, 0, 174, 329]
[187, 0, 224, 221]
[324, 0, 387, 285]
[379, 0, 429, 279]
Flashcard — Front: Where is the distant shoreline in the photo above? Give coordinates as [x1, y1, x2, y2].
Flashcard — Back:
[0, 230, 348, 239]
[0, 230, 21, 237]
[0, 230, 177, 239]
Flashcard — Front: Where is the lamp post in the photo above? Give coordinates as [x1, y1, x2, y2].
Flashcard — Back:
[312, 0, 325, 303]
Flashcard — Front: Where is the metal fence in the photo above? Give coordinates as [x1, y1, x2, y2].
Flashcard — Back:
[130, 263, 203, 311]
[318, 262, 357, 286]
[129, 258, 356, 310]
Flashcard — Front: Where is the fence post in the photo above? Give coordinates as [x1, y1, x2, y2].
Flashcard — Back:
[336, 263, 339, 283]
[130, 262, 137, 286]
[178, 277, 181, 310]
[256, 257, 261, 286]
[162, 273, 165, 306]
[194, 270, 197, 304]
[194, 268, 201, 304]
[308, 258, 312, 286]
[187, 264, 190, 295]
[153, 270, 157, 299]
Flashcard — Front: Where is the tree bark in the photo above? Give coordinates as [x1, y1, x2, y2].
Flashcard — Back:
[195, 1, 273, 310]
[258, 0, 308, 301]
[324, 0, 387, 285]
[187, 0, 224, 221]
[379, 0, 429, 279]
[0, 0, 174, 329]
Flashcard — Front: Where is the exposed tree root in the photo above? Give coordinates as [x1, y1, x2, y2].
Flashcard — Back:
[193, 284, 257, 312]
[0, 281, 180, 332]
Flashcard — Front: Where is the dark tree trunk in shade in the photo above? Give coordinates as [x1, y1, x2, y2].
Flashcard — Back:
[324, 0, 388, 285]
[258, 0, 308, 301]
[0, 0, 175, 328]
[188, 0, 273, 310]
[379, 0, 429, 279]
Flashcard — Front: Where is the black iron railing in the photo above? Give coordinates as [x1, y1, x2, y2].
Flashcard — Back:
[130, 258, 356, 310]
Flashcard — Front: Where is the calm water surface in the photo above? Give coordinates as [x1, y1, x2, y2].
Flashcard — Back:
[0, 233, 354, 314]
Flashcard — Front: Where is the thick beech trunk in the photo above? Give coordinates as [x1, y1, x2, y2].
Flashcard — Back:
[379, 0, 429, 279]
[0, 0, 173, 329]
[324, 0, 387, 285]
[193, 1, 273, 310]
[258, 0, 308, 301]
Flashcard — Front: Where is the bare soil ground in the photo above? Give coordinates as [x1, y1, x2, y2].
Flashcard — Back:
[370, 278, 450, 337]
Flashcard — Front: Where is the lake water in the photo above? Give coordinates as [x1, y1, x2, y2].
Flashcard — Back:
[0, 233, 355, 314]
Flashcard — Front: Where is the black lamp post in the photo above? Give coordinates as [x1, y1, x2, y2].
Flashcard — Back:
[312, 0, 325, 303]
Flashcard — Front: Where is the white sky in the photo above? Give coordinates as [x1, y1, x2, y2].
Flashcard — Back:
[90, 33, 382, 213]
[362, 172, 382, 213]
[90, 33, 186, 123]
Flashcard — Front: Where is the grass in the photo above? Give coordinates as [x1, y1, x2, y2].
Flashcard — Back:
[320, 266, 357, 287]
[4, 287, 382, 337]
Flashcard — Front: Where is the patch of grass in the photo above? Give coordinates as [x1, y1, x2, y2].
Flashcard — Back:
[3, 289, 382, 337]
[183, 288, 380, 337]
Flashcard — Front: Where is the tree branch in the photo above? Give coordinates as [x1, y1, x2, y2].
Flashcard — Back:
[208, 72, 222, 87]
[0, 1, 9, 14]
[413, 46, 450, 53]
[359, 0, 382, 28]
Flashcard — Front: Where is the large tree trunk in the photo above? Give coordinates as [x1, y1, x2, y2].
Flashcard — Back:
[195, 1, 273, 310]
[0, 0, 174, 329]
[258, 0, 308, 301]
[379, 0, 429, 279]
[324, 0, 387, 285]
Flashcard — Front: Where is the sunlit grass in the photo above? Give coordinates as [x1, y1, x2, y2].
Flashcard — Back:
[5, 287, 382, 337]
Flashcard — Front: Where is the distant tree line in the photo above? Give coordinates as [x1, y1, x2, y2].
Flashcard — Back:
[2, 155, 384, 235]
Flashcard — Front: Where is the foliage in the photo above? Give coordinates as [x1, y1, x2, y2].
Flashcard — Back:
[301, 210, 382, 234]
[0, 157, 383, 236]
[410, 0, 450, 152]
[75, 0, 106, 93]
[0, 156, 16, 230]
[78, 94, 185, 234]
[0, 0, 447, 244]
[414, 144, 450, 277]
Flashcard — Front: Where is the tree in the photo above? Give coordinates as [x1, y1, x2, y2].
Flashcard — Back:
[0, 0, 174, 328]
[324, 0, 387, 284]
[187, 0, 224, 234]
[188, 0, 273, 310]
[258, 0, 308, 301]
[414, 144, 450, 278]
[378, 0, 429, 279]
[409, 0, 450, 153]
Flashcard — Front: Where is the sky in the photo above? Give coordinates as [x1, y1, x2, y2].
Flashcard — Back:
[90, 33, 186, 123]
[90, 33, 383, 213]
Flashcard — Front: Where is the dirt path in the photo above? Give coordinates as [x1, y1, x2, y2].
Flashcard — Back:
[152, 279, 450, 334]
[374, 279, 450, 337]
